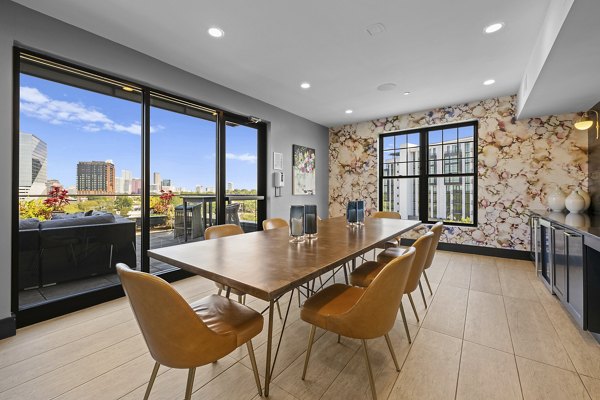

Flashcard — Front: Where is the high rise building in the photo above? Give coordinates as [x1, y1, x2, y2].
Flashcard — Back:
[120, 169, 132, 194]
[19, 133, 47, 197]
[227, 182, 234, 191]
[161, 179, 171, 187]
[45, 179, 62, 194]
[153, 172, 161, 191]
[130, 178, 142, 195]
[77, 161, 115, 195]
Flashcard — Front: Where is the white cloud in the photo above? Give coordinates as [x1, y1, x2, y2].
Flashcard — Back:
[226, 152, 257, 163]
[20, 86, 162, 134]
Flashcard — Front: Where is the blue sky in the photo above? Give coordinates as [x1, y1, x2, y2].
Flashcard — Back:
[19, 74, 258, 190]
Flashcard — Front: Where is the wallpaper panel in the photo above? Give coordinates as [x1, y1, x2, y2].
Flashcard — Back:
[329, 95, 588, 250]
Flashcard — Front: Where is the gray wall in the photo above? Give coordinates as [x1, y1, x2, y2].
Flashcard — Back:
[0, 0, 329, 322]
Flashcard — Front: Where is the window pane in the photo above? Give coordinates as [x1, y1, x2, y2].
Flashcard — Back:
[395, 162, 407, 176]
[429, 129, 443, 145]
[18, 71, 141, 308]
[382, 178, 419, 220]
[407, 133, 420, 162]
[383, 136, 394, 150]
[226, 122, 260, 232]
[428, 176, 474, 224]
[149, 95, 217, 273]
[444, 143, 458, 159]
[383, 163, 394, 177]
[407, 161, 420, 175]
[443, 128, 458, 142]
[458, 125, 474, 140]
[383, 150, 395, 164]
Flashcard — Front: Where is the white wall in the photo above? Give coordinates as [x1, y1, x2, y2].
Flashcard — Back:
[0, 0, 329, 322]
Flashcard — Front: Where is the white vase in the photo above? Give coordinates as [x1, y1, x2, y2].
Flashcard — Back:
[547, 188, 565, 212]
[565, 190, 585, 213]
[576, 188, 591, 211]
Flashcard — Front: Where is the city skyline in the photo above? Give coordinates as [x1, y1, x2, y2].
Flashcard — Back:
[19, 73, 259, 191]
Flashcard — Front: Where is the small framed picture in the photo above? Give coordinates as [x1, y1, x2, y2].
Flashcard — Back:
[273, 152, 283, 170]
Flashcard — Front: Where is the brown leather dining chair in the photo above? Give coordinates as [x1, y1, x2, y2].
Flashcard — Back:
[420, 222, 444, 295]
[300, 247, 416, 400]
[262, 217, 288, 230]
[205, 224, 246, 302]
[205, 223, 282, 319]
[377, 222, 444, 298]
[117, 264, 263, 400]
[371, 211, 403, 257]
[350, 231, 434, 342]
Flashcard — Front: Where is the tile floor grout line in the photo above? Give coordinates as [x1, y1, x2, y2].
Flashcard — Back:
[453, 273, 471, 400]
[316, 334, 363, 400]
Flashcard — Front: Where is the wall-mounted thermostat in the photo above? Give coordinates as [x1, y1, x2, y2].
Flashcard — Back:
[273, 171, 284, 197]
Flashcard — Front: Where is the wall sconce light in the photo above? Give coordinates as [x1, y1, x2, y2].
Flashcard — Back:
[574, 110, 599, 139]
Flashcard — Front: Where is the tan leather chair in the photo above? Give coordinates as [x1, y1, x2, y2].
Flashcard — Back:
[372, 211, 402, 250]
[262, 217, 288, 230]
[422, 222, 444, 295]
[205, 224, 246, 302]
[117, 264, 263, 400]
[300, 247, 416, 400]
[206, 223, 282, 318]
[350, 231, 434, 342]
[377, 222, 444, 297]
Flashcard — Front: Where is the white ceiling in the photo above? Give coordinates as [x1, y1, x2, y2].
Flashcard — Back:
[14, 0, 553, 127]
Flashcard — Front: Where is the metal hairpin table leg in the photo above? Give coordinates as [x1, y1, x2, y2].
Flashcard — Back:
[264, 289, 294, 397]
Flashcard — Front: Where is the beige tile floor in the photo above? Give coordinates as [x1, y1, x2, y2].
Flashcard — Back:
[1, 250, 600, 400]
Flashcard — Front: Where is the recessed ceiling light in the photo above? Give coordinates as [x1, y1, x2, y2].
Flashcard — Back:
[377, 82, 397, 91]
[300, 82, 311, 89]
[208, 27, 224, 38]
[345, 109, 353, 114]
[403, 91, 411, 96]
[484, 22, 504, 34]
[483, 79, 496, 86]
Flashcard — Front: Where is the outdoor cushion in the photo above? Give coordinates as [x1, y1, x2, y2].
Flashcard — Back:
[40, 213, 116, 229]
[19, 218, 40, 230]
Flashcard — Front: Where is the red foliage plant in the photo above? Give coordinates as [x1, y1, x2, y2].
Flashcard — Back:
[44, 184, 70, 212]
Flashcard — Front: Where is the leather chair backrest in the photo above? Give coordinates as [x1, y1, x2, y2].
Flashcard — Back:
[327, 247, 416, 339]
[405, 231, 434, 293]
[372, 211, 401, 219]
[423, 222, 443, 270]
[262, 218, 288, 230]
[205, 224, 244, 240]
[117, 264, 235, 368]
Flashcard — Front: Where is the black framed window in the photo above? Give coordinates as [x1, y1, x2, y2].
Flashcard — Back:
[13, 48, 267, 326]
[379, 121, 477, 226]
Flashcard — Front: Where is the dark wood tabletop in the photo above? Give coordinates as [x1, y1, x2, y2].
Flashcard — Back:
[148, 216, 421, 301]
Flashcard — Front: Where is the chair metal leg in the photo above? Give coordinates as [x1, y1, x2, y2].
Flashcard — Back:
[184, 367, 196, 400]
[361, 340, 377, 400]
[276, 299, 283, 320]
[418, 281, 427, 308]
[343, 263, 349, 284]
[143, 361, 160, 400]
[246, 340, 263, 397]
[423, 270, 433, 295]
[337, 334, 341, 343]
[399, 303, 412, 343]
[408, 293, 419, 322]
[384, 334, 400, 371]
[297, 289, 302, 307]
[301, 325, 317, 380]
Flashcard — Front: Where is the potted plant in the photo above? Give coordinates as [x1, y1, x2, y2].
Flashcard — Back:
[44, 184, 71, 215]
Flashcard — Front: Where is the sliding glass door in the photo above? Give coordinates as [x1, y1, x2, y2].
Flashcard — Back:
[17, 54, 142, 310]
[224, 119, 264, 232]
[13, 49, 267, 326]
[148, 94, 217, 272]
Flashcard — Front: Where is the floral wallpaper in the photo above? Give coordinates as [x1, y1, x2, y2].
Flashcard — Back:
[329, 95, 588, 250]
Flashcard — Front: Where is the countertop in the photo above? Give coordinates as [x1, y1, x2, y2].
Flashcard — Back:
[529, 210, 600, 238]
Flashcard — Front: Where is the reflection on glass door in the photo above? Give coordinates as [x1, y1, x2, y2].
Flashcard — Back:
[17, 57, 141, 310]
[148, 94, 217, 273]
[225, 121, 262, 232]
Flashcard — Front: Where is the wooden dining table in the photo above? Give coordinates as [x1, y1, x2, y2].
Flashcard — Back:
[148, 216, 421, 396]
